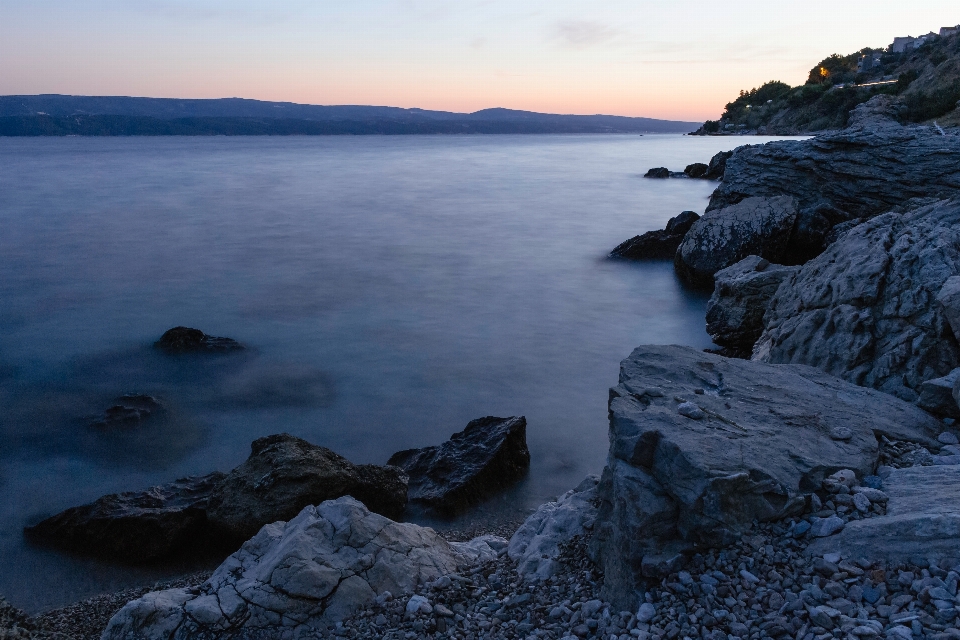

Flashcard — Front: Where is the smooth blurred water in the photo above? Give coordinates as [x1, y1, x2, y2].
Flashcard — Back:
[0, 133, 797, 612]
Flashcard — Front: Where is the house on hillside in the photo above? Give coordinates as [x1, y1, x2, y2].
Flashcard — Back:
[857, 53, 883, 72]
[891, 31, 939, 52]
[942, 25, 960, 38]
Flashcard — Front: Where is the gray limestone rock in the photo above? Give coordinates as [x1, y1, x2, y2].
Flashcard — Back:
[753, 199, 960, 402]
[937, 275, 960, 340]
[675, 196, 799, 287]
[917, 368, 960, 418]
[705, 255, 799, 356]
[708, 104, 960, 221]
[807, 466, 960, 564]
[590, 345, 940, 609]
[102, 497, 504, 639]
[508, 475, 599, 581]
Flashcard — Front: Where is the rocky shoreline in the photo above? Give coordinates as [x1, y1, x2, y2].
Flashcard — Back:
[6, 95, 960, 640]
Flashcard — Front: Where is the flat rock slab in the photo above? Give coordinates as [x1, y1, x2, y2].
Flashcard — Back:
[388, 416, 529, 515]
[807, 466, 960, 564]
[591, 344, 941, 609]
[102, 497, 505, 639]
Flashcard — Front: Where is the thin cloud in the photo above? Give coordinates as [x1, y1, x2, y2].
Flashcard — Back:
[555, 20, 620, 49]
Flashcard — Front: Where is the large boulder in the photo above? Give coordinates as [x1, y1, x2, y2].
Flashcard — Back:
[508, 475, 599, 581]
[206, 434, 408, 542]
[24, 434, 408, 562]
[609, 211, 700, 261]
[675, 196, 799, 287]
[917, 368, 960, 418]
[708, 102, 960, 220]
[154, 327, 244, 354]
[705, 256, 798, 357]
[590, 345, 941, 609]
[753, 199, 960, 402]
[24, 473, 226, 563]
[387, 416, 529, 515]
[806, 465, 960, 565]
[102, 497, 506, 640]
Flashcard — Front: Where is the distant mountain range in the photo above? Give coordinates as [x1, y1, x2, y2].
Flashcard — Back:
[0, 95, 699, 136]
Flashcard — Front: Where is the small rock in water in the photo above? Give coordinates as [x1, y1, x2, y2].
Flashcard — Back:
[677, 402, 705, 420]
[644, 167, 670, 179]
[810, 516, 845, 537]
[861, 475, 883, 489]
[155, 326, 244, 354]
[828, 469, 858, 487]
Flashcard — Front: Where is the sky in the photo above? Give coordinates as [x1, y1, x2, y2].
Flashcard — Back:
[1, 1, 958, 121]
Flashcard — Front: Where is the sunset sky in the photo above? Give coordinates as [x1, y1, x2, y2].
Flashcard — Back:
[2, 1, 958, 121]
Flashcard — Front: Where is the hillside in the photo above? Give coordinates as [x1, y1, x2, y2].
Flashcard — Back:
[695, 30, 960, 134]
[0, 96, 699, 136]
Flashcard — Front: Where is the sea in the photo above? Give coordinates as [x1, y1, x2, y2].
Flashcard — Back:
[0, 133, 801, 612]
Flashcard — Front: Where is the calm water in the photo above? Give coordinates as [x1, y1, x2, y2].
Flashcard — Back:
[0, 134, 794, 611]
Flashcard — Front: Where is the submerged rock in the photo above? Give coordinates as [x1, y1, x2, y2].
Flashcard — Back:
[609, 211, 700, 261]
[89, 394, 164, 430]
[590, 344, 940, 609]
[206, 433, 408, 542]
[753, 198, 960, 402]
[154, 327, 244, 354]
[675, 196, 799, 287]
[24, 473, 226, 563]
[102, 497, 506, 639]
[387, 416, 529, 515]
[705, 255, 798, 356]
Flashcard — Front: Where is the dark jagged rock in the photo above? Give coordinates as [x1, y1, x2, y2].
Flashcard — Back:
[675, 196, 799, 287]
[707, 98, 960, 219]
[609, 211, 699, 261]
[24, 434, 407, 562]
[705, 256, 798, 357]
[754, 198, 960, 402]
[703, 150, 732, 180]
[206, 434, 408, 542]
[683, 162, 708, 178]
[644, 167, 670, 178]
[154, 326, 244, 354]
[89, 394, 164, 429]
[387, 416, 530, 515]
[589, 344, 941, 609]
[24, 473, 226, 563]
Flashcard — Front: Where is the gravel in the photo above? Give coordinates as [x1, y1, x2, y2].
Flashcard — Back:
[6, 445, 960, 640]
